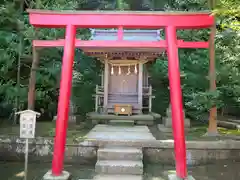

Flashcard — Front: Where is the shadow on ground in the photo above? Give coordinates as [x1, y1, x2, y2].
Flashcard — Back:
[1, 160, 240, 180]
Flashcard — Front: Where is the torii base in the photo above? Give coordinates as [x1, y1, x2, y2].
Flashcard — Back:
[167, 173, 195, 180]
[43, 171, 71, 180]
[157, 124, 190, 133]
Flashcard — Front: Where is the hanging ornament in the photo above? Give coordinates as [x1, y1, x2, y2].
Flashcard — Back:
[127, 65, 131, 75]
[111, 65, 114, 75]
[118, 66, 121, 75]
[134, 64, 138, 74]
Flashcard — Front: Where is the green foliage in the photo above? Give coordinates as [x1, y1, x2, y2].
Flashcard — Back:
[216, 30, 240, 115]
[71, 50, 102, 116]
[0, 0, 99, 118]
[149, 0, 240, 119]
[214, 0, 240, 31]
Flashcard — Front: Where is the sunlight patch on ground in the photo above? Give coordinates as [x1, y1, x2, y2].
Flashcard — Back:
[15, 171, 25, 177]
[167, 170, 176, 174]
[160, 139, 174, 142]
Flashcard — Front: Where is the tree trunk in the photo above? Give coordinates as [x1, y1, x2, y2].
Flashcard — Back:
[28, 47, 40, 110]
[27, 0, 42, 110]
[117, 0, 124, 10]
[206, 0, 218, 135]
[207, 21, 218, 135]
[208, 0, 216, 10]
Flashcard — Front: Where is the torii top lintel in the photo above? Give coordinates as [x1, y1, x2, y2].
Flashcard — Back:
[27, 9, 214, 29]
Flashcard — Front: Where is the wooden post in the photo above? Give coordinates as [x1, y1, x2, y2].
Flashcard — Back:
[149, 85, 152, 112]
[138, 62, 143, 112]
[101, 71, 104, 86]
[95, 85, 99, 112]
[104, 60, 109, 112]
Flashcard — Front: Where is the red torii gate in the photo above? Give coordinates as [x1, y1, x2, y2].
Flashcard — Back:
[27, 9, 215, 179]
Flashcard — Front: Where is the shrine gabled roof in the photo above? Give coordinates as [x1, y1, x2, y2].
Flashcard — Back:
[90, 29, 162, 41]
[81, 29, 164, 60]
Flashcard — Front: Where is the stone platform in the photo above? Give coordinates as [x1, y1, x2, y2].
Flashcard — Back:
[87, 112, 161, 125]
[92, 175, 143, 180]
[85, 124, 156, 141]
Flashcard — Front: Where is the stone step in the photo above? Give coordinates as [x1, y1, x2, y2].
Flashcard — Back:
[98, 147, 143, 161]
[109, 120, 135, 126]
[95, 160, 143, 175]
[93, 174, 143, 180]
[92, 124, 150, 132]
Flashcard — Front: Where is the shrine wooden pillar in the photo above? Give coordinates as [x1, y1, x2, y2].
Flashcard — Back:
[51, 25, 76, 176]
[138, 61, 143, 111]
[166, 26, 187, 178]
[103, 59, 109, 111]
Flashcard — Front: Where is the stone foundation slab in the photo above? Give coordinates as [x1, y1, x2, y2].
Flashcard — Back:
[43, 170, 71, 180]
[167, 174, 195, 180]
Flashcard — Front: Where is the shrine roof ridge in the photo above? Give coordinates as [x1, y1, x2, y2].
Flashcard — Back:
[27, 9, 212, 16]
[90, 29, 162, 41]
[91, 29, 161, 33]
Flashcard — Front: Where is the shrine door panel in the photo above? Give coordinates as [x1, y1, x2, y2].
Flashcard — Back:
[109, 66, 138, 94]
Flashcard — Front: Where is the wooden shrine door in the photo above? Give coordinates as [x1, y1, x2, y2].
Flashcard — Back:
[109, 66, 138, 95]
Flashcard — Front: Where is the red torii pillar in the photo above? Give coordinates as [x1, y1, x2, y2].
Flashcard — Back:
[166, 26, 187, 178]
[51, 24, 76, 175]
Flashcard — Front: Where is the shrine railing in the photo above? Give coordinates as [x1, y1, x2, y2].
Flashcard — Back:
[94, 85, 104, 112]
[142, 86, 155, 112]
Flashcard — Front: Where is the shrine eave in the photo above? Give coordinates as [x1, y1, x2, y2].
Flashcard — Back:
[27, 9, 214, 29]
[33, 39, 209, 49]
[33, 39, 209, 60]
[83, 51, 162, 61]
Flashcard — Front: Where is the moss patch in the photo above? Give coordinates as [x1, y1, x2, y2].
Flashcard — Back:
[0, 121, 91, 144]
[152, 122, 240, 141]
[186, 125, 240, 140]
[218, 127, 240, 135]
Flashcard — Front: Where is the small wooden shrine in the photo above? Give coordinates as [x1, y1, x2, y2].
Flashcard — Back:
[85, 29, 162, 121]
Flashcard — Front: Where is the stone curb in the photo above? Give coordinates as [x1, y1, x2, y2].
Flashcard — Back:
[81, 139, 240, 150]
[1, 135, 240, 150]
